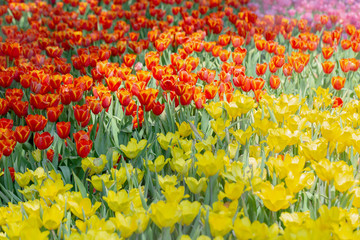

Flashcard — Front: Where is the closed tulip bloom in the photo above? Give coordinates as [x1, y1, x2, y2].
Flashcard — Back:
[46, 104, 64, 122]
[56, 122, 71, 139]
[331, 76, 346, 90]
[0, 139, 16, 156]
[25, 114, 48, 132]
[255, 63, 267, 76]
[14, 125, 30, 143]
[269, 75, 281, 89]
[34, 132, 54, 150]
[251, 77, 265, 91]
[76, 139, 93, 158]
[322, 46, 334, 59]
[42, 204, 64, 230]
[321, 61, 335, 74]
[150, 200, 181, 229]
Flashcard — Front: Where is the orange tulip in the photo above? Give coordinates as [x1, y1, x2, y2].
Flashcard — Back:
[269, 75, 281, 89]
[331, 76, 346, 90]
[322, 47, 334, 59]
[255, 63, 267, 76]
[321, 61, 335, 74]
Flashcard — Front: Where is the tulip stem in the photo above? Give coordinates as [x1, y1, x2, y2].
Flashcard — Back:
[328, 181, 332, 208]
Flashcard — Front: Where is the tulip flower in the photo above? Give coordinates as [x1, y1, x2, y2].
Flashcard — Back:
[331, 76, 346, 90]
[56, 122, 71, 139]
[75, 139, 93, 158]
[25, 114, 48, 132]
[68, 197, 101, 220]
[120, 138, 147, 159]
[34, 132, 54, 150]
[257, 181, 295, 212]
[321, 61, 335, 74]
[0, 139, 16, 156]
[14, 126, 30, 143]
[150, 200, 181, 229]
[46, 104, 64, 122]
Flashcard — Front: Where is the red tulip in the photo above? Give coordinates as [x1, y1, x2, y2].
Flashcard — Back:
[47, 105, 64, 122]
[56, 122, 71, 140]
[25, 115, 48, 132]
[14, 126, 30, 143]
[73, 104, 91, 126]
[75, 139, 93, 158]
[0, 119, 13, 129]
[152, 101, 165, 116]
[34, 132, 54, 150]
[0, 139, 16, 156]
[332, 97, 343, 108]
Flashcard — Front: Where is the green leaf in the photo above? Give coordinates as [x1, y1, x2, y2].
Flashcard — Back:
[73, 172, 87, 198]
[59, 166, 71, 184]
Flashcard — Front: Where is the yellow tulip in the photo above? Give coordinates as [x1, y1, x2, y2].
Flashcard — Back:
[162, 185, 188, 204]
[195, 150, 225, 177]
[233, 217, 253, 240]
[68, 197, 101, 220]
[321, 121, 341, 142]
[285, 172, 315, 194]
[204, 101, 223, 119]
[312, 158, 335, 182]
[81, 155, 108, 175]
[233, 90, 257, 114]
[256, 181, 295, 212]
[31, 149, 42, 162]
[111, 167, 127, 189]
[352, 187, 360, 208]
[133, 211, 149, 234]
[120, 138, 147, 159]
[210, 118, 231, 140]
[88, 174, 114, 192]
[15, 171, 32, 188]
[22, 199, 42, 216]
[157, 132, 179, 150]
[230, 127, 253, 145]
[195, 135, 217, 153]
[19, 225, 49, 240]
[144, 155, 169, 172]
[355, 85, 360, 99]
[228, 142, 240, 159]
[103, 190, 133, 213]
[299, 138, 328, 161]
[208, 212, 233, 237]
[224, 101, 242, 119]
[179, 200, 201, 225]
[110, 212, 137, 238]
[176, 121, 192, 138]
[42, 204, 64, 230]
[219, 181, 245, 201]
[280, 211, 311, 227]
[38, 178, 73, 202]
[150, 200, 181, 229]
[157, 174, 177, 190]
[185, 177, 207, 194]
[31, 167, 46, 183]
[19, 184, 37, 200]
[267, 128, 299, 153]
[334, 171, 354, 193]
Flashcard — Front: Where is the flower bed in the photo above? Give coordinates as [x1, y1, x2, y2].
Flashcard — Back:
[0, 0, 359, 239]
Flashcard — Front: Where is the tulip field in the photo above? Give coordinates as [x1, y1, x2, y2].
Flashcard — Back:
[2, 0, 360, 239]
